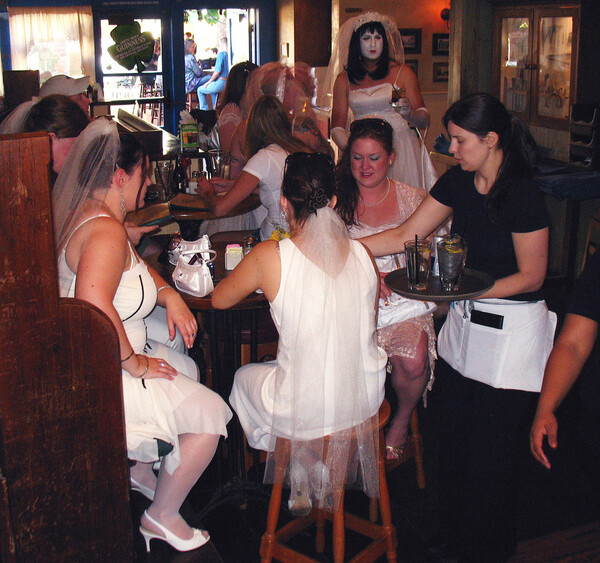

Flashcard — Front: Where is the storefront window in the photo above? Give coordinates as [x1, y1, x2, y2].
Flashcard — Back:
[100, 19, 162, 102]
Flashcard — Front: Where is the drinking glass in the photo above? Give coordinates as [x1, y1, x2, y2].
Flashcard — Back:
[208, 149, 230, 179]
[437, 235, 467, 291]
[404, 240, 432, 291]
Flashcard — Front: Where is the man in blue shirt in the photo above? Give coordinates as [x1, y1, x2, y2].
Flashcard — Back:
[197, 37, 229, 110]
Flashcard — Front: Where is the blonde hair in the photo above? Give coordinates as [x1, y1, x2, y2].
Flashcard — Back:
[245, 95, 312, 159]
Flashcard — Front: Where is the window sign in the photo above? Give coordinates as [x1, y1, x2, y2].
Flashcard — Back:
[107, 22, 155, 72]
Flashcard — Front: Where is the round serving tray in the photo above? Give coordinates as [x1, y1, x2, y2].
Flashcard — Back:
[385, 268, 495, 302]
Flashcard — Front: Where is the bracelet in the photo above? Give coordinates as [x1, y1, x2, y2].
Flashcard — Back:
[157, 285, 171, 294]
[120, 349, 135, 363]
[132, 355, 149, 379]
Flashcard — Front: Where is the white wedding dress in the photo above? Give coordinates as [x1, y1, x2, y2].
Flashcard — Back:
[348, 75, 437, 192]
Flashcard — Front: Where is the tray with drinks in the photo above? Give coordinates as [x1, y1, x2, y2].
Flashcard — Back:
[385, 268, 495, 302]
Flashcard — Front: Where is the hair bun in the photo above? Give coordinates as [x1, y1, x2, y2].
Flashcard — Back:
[307, 186, 329, 213]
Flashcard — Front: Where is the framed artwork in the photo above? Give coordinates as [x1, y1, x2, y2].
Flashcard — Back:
[405, 59, 419, 77]
[432, 33, 450, 56]
[399, 28, 422, 55]
[433, 62, 449, 82]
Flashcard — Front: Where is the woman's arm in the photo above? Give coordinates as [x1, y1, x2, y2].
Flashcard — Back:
[394, 64, 429, 129]
[477, 227, 549, 299]
[331, 73, 350, 150]
[360, 194, 452, 257]
[212, 240, 281, 308]
[146, 264, 198, 349]
[530, 313, 598, 469]
[292, 114, 334, 158]
[73, 220, 176, 380]
[198, 170, 259, 217]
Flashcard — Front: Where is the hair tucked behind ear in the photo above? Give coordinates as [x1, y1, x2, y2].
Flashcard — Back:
[443, 92, 538, 221]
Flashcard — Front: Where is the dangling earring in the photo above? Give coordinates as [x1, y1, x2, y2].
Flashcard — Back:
[388, 160, 393, 165]
[281, 210, 288, 220]
[119, 183, 126, 216]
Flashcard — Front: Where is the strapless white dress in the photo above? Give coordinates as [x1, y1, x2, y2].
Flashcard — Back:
[349, 79, 437, 191]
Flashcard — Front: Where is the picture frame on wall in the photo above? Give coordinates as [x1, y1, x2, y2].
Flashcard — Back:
[432, 33, 450, 56]
[433, 62, 449, 82]
[398, 28, 422, 55]
[405, 59, 418, 77]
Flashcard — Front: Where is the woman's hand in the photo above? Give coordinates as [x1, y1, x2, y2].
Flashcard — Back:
[124, 354, 177, 380]
[379, 271, 392, 301]
[529, 410, 557, 470]
[198, 175, 216, 199]
[210, 177, 234, 194]
[162, 289, 198, 349]
[124, 222, 159, 246]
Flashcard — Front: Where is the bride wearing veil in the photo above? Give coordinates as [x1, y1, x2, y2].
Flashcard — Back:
[213, 152, 387, 514]
[53, 117, 232, 552]
[322, 11, 437, 192]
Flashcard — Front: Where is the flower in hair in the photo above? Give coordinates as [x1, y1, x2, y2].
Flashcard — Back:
[307, 187, 329, 213]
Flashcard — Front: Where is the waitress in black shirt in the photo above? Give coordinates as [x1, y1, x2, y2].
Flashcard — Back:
[361, 92, 556, 561]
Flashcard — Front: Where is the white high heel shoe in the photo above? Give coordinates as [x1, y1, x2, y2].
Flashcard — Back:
[139, 511, 210, 552]
[130, 477, 155, 501]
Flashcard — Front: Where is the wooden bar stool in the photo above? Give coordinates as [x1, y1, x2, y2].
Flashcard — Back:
[186, 91, 199, 112]
[260, 400, 397, 563]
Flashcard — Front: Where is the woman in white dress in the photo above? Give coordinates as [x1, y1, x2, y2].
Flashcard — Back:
[323, 11, 437, 191]
[199, 95, 313, 241]
[53, 118, 232, 552]
[336, 117, 437, 467]
[213, 152, 387, 514]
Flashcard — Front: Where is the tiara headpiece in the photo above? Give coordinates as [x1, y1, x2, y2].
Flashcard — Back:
[352, 11, 396, 34]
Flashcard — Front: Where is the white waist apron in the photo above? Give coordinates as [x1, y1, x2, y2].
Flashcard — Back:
[438, 299, 557, 392]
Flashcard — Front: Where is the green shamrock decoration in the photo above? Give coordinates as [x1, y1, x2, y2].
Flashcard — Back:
[107, 22, 155, 73]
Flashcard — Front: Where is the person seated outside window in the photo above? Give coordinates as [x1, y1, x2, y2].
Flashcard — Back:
[197, 38, 229, 111]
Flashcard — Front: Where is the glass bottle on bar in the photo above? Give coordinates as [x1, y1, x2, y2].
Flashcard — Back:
[172, 153, 187, 195]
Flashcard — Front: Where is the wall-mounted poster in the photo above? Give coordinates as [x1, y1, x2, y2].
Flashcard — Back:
[433, 62, 449, 82]
[432, 33, 450, 56]
[399, 28, 422, 55]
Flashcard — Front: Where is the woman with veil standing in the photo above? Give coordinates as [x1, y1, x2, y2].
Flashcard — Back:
[323, 11, 437, 192]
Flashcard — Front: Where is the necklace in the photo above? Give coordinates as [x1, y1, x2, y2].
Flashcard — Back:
[359, 178, 390, 207]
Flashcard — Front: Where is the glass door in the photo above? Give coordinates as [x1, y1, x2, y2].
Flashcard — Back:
[96, 17, 165, 126]
[533, 8, 578, 127]
[496, 9, 532, 123]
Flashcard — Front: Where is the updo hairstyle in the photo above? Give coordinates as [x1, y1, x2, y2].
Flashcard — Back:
[282, 152, 335, 228]
[335, 118, 394, 226]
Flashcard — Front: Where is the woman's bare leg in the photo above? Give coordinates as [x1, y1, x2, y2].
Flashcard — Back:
[386, 330, 430, 457]
[142, 432, 219, 539]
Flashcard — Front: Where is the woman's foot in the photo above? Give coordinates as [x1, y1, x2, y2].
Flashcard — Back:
[140, 510, 209, 552]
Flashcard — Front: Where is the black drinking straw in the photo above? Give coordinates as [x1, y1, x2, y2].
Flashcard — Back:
[415, 234, 419, 285]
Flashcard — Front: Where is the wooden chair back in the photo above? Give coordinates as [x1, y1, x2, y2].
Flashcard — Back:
[0, 133, 133, 562]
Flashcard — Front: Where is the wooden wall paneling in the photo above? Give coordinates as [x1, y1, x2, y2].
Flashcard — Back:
[0, 132, 133, 561]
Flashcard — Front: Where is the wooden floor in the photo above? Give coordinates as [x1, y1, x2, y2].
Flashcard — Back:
[130, 283, 600, 561]
[510, 521, 600, 562]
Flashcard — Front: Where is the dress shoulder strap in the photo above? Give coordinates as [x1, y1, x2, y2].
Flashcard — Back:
[393, 65, 404, 87]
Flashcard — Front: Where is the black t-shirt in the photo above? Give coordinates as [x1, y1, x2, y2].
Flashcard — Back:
[430, 165, 550, 301]
[568, 251, 600, 323]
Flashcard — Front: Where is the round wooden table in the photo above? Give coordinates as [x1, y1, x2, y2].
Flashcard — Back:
[146, 234, 269, 482]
